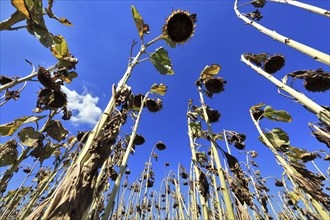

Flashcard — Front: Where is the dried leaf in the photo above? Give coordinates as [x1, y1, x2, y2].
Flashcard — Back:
[11, 0, 30, 18]
[18, 127, 41, 147]
[150, 83, 167, 96]
[246, 10, 263, 21]
[46, 0, 73, 26]
[0, 115, 45, 136]
[196, 152, 208, 167]
[0, 140, 18, 167]
[62, 71, 78, 84]
[200, 64, 221, 80]
[45, 120, 68, 141]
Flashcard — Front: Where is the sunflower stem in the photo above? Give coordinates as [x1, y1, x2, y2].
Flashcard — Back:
[234, 0, 330, 65]
[268, 0, 330, 18]
[197, 85, 235, 220]
[101, 91, 150, 220]
[241, 54, 330, 127]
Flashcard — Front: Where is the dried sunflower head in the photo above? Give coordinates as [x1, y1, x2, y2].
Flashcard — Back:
[204, 77, 226, 94]
[146, 98, 163, 112]
[37, 88, 67, 109]
[155, 141, 166, 150]
[163, 10, 196, 45]
[304, 76, 330, 92]
[201, 106, 221, 123]
[133, 94, 145, 108]
[263, 54, 285, 74]
[133, 134, 145, 146]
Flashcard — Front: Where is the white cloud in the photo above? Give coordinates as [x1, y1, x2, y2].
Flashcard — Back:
[62, 86, 102, 126]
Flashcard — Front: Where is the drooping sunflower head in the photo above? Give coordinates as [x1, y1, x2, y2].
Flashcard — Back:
[163, 10, 197, 45]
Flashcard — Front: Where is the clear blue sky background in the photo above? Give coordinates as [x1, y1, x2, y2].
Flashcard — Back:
[1, 1, 329, 194]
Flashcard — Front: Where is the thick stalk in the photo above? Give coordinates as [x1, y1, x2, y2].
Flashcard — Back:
[197, 86, 235, 220]
[19, 139, 78, 219]
[234, 0, 330, 66]
[241, 55, 330, 126]
[101, 92, 150, 220]
[39, 36, 162, 220]
[209, 151, 223, 220]
[268, 0, 330, 18]
[187, 117, 210, 220]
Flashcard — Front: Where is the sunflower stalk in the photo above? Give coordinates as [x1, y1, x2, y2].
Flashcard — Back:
[234, 0, 330, 65]
[268, 0, 330, 18]
[35, 35, 161, 219]
[101, 91, 150, 220]
[187, 116, 210, 220]
[197, 85, 236, 220]
[241, 55, 330, 127]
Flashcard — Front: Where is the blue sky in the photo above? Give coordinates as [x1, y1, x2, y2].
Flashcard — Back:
[1, 0, 329, 196]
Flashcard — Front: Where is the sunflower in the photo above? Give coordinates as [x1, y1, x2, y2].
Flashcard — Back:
[162, 10, 197, 45]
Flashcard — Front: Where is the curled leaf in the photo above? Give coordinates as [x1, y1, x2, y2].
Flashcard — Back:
[200, 64, 221, 80]
[46, 0, 73, 26]
[45, 120, 68, 141]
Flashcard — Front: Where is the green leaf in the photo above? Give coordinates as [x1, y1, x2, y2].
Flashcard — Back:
[151, 83, 167, 96]
[0, 140, 18, 167]
[131, 5, 144, 39]
[250, 102, 265, 111]
[0, 115, 45, 136]
[260, 128, 290, 151]
[18, 127, 41, 147]
[200, 64, 221, 80]
[50, 35, 69, 59]
[45, 120, 68, 141]
[150, 47, 174, 75]
[262, 106, 292, 122]
[189, 121, 203, 138]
